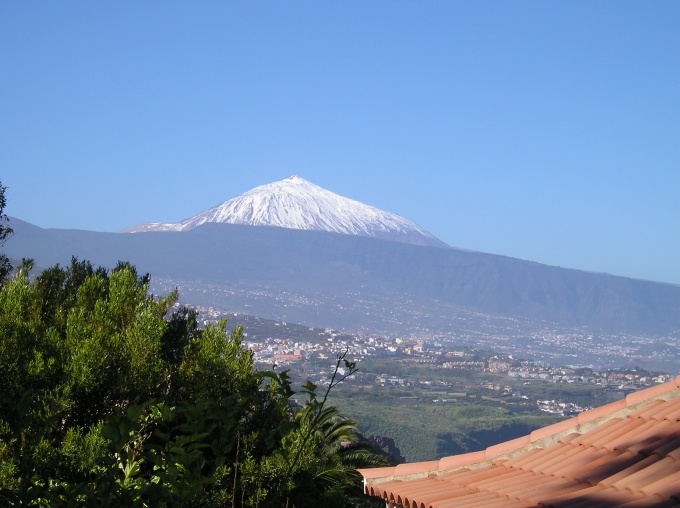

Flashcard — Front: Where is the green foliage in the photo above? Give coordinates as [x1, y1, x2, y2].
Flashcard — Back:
[0, 182, 12, 283]
[329, 386, 564, 462]
[0, 258, 384, 507]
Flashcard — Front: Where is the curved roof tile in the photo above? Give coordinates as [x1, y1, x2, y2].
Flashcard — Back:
[359, 375, 680, 507]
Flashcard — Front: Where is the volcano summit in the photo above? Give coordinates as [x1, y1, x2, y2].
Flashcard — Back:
[123, 175, 447, 247]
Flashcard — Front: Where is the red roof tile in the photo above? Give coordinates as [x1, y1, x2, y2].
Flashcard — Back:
[576, 398, 627, 425]
[394, 460, 441, 477]
[484, 435, 532, 459]
[439, 450, 486, 471]
[359, 376, 680, 507]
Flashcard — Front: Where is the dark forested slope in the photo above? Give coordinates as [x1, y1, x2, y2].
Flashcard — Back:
[7, 218, 680, 335]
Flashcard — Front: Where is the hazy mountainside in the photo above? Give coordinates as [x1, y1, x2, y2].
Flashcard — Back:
[123, 175, 446, 247]
[7, 218, 680, 336]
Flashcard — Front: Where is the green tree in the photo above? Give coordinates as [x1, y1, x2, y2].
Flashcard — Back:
[0, 258, 384, 507]
[283, 405, 386, 507]
[0, 182, 12, 282]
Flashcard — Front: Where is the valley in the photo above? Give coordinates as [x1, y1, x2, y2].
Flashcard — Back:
[179, 301, 677, 463]
[157, 277, 680, 373]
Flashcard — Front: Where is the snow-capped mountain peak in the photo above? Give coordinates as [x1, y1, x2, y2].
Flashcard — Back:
[123, 175, 447, 247]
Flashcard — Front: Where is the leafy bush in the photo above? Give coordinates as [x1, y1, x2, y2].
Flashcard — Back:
[0, 258, 384, 507]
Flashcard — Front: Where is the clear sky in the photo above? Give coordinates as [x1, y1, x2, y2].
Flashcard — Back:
[1, 2, 679, 284]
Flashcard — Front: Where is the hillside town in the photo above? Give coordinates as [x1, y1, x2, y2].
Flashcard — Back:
[156, 271, 680, 375]
[190, 304, 675, 417]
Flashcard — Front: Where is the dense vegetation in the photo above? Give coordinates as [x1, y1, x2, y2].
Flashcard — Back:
[0, 182, 11, 282]
[328, 386, 563, 462]
[330, 358, 613, 462]
[0, 184, 384, 507]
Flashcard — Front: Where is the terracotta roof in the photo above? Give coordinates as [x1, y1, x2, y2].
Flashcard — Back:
[359, 376, 680, 507]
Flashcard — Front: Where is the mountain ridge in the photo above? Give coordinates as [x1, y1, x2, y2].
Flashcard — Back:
[6, 217, 680, 337]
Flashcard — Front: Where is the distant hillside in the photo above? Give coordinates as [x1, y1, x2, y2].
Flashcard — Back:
[6, 218, 680, 336]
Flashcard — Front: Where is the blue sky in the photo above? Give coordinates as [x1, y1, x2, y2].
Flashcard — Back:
[1, 2, 679, 284]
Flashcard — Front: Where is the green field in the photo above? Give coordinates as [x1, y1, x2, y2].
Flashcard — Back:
[326, 385, 561, 462]
[321, 359, 613, 463]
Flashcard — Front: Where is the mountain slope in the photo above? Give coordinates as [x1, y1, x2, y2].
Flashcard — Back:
[123, 175, 447, 247]
[6, 218, 680, 336]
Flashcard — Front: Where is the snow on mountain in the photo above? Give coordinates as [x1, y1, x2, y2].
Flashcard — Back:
[123, 175, 448, 247]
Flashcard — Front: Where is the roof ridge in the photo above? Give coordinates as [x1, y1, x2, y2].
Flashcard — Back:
[359, 376, 680, 484]
[360, 377, 680, 507]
